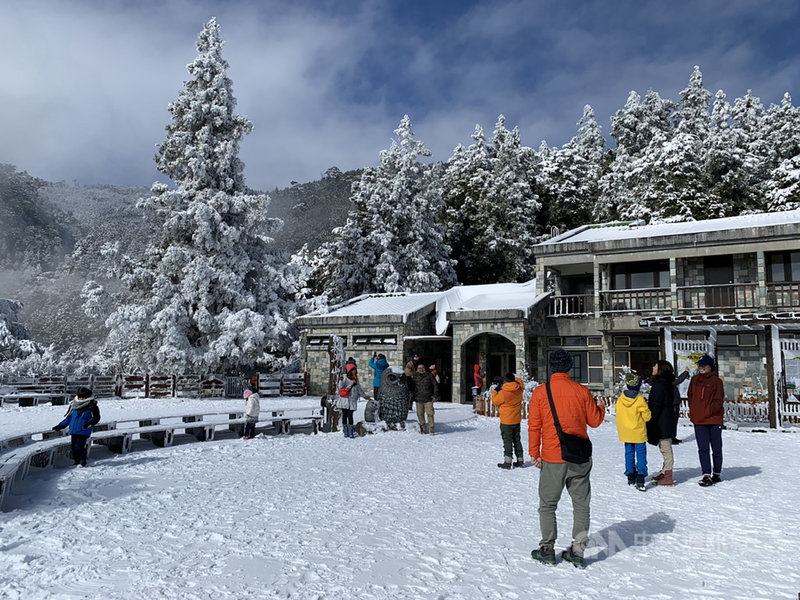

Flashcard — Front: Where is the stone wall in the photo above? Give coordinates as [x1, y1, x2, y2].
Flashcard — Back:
[302, 323, 408, 396]
[450, 316, 529, 404]
[717, 336, 767, 402]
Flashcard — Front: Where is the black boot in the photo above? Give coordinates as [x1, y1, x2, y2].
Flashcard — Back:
[497, 462, 512, 470]
[627, 470, 637, 486]
[635, 474, 646, 491]
[531, 546, 556, 565]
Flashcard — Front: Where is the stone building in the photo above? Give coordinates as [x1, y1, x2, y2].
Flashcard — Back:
[296, 281, 548, 403]
[535, 209, 800, 426]
[297, 209, 800, 426]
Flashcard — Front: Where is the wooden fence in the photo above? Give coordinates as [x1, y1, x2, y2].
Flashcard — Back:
[1, 372, 308, 401]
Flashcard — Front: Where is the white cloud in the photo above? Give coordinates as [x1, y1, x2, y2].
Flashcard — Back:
[0, 0, 798, 190]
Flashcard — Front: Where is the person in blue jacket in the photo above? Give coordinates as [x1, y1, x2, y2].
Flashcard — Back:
[53, 386, 101, 467]
[368, 353, 390, 399]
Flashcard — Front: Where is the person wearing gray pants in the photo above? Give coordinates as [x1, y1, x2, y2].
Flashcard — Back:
[528, 349, 606, 568]
[537, 460, 593, 561]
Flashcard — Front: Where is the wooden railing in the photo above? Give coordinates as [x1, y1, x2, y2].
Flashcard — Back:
[677, 282, 758, 313]
[547, 294, 595, 316]
[766, 282, 800, 310]
[600, 288, 670, 313]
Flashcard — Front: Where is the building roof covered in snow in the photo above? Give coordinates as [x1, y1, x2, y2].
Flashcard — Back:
[537, 209, 800, 257]
[297, 280, 548, 335]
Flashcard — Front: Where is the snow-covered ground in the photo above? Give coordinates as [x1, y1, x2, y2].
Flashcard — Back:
[1, 397, 799, 599]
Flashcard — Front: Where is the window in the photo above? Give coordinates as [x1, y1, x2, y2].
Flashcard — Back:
[588, 351, 603, 383]
[612, 260, 670, 289]
[307, 335, 331, 347]
[559, 350, 604, 385]
[717, 333, 758, 347]
[564, 336, 586, 347]
[587, 336, 603, 347]
[767, 251, 800, 282]
[351, 335, 397, 346]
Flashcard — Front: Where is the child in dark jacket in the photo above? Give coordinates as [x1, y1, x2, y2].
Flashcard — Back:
[53, 387, 101, 467]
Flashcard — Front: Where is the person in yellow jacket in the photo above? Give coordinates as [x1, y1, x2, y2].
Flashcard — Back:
[491, 373, 525, 469]
[615, 373, 652, 491]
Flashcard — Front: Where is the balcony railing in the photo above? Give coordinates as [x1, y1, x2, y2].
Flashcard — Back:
[548, 282, 800, 318]
[600, 288, 670, 313]
[677, 283, 758, 313]
[767, 282, 800, 310]
[547, 294, 595, 317]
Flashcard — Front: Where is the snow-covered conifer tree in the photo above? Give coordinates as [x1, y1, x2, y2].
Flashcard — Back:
[766, 154, 800, 211]
[540, 105, 605, 231]
[651, 67, 712, 220]
[596, 90, 674, 221]
[701, 90, 751, 217]
[443, 116, 541, 283]
[106, 18, 294, 375]
[312, 116, 456, 302]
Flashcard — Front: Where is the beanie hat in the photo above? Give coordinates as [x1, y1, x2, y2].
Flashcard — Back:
[76, 386, 93, 399]
[549, 349, 573, 373]
[625, 372, 642, 392]
[243, 389, 253, 399]
[697, 354, 715, 369]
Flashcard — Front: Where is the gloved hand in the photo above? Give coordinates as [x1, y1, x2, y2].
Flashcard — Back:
[52, 425, 64, 431]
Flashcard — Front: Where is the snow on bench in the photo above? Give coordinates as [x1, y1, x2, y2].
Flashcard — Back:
[0, 408, 323, 510]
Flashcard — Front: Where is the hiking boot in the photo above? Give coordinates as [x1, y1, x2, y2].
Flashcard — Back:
[513, 460, 525, 468]
[635, 474, 647, 492]
[651, 471, 664, 481]
[531, 546, 556, 566]
[627, 471, 637, 486]
[497, 462, 512, 470]
[561, 547, 585, 569]
[655, 470, 673, 486]
[710, 473, 722, 484]
[698, 475, 714, 487]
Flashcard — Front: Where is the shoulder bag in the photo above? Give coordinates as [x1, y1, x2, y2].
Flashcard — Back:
[545, 383, 592, 463]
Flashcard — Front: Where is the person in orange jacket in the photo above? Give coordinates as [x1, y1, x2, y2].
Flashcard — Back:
[491, 373, 525, 469]
[529, 349, 605, 569]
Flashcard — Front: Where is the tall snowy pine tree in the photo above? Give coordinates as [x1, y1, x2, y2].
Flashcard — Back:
[443, 116, 541, 284]
[312, 116, 456, 303]
[105, 18, 295, 375]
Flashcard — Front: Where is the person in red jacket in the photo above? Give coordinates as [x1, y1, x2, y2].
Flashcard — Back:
[529, 349, 605, 569]
[687, 354, 725, 487]
[491, 373, 525, 469]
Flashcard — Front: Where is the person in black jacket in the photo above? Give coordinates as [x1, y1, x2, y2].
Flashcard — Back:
[412, 363, 438, 435]
[646, 360, 680, 486]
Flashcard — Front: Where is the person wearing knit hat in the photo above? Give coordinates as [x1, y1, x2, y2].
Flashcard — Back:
[243, 388, 260, 439]
[529, 348, 606, 568]
[51, 386, 101, 467]
[688, 354, 725, 487]
[615, 372, 652, 491]
[549, 349, 573, 374]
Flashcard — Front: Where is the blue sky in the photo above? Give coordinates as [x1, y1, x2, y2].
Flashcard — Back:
[1, 0, 799, 191]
